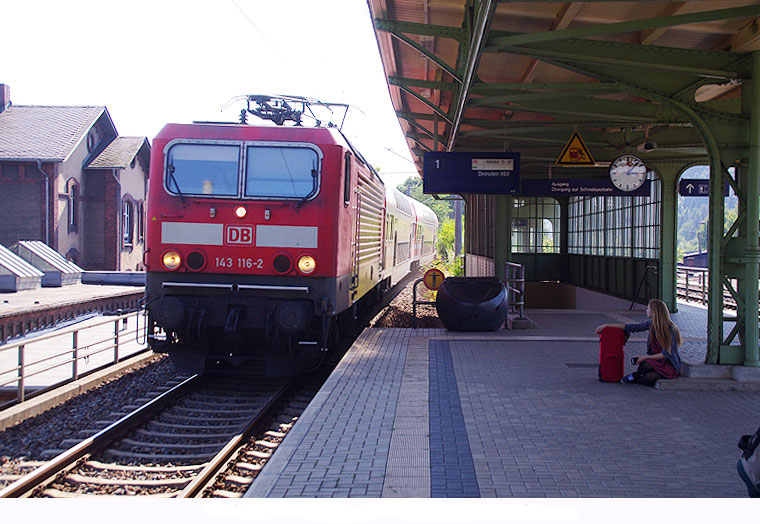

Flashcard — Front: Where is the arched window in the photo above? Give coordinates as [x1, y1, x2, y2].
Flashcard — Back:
[66, 178, 80, 232]
[137, 201, 145, 243]
[122, 197, 134, 247]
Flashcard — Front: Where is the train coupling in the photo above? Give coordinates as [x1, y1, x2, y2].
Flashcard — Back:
[147, 333, 170, 353]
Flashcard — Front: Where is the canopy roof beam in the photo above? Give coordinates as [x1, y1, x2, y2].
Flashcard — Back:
[448, 0, 498, 151]
[490, 4, 760, 47]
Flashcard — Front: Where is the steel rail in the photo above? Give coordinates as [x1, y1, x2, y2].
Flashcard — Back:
[178, 377, 297, 498]
[0, 374, 201, 498]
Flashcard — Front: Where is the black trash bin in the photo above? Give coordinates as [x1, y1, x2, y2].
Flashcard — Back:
[435, 277, 508, 331]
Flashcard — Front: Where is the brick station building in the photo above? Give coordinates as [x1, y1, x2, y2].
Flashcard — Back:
[0, 84, 150, 271]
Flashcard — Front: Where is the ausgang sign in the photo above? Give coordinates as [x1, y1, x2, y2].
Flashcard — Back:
[521, 178, 651, 197]
[423, 152, 520, 194]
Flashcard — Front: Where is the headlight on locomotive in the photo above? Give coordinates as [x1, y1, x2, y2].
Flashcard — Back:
[297, 255, 316, 274]
[162, 249, 182, 270]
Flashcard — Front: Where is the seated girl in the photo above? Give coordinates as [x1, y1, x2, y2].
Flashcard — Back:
[596, 299, 682, 386]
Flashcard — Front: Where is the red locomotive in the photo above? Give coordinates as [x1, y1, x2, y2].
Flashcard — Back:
[145, 96, 437, 373]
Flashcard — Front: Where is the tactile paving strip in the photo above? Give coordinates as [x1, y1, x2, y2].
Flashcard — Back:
[428, 339, 480, 497]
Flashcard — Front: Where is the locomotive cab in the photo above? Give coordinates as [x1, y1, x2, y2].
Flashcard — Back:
[145, 123, 358, 374]
[144, 97, 434, 375]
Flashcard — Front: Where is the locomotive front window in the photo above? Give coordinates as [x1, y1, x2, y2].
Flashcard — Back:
[166, 144, 240, 196]
[245, 146, 319, 199]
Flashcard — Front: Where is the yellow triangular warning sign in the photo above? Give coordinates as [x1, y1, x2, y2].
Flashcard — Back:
[556, 130, 595, 166]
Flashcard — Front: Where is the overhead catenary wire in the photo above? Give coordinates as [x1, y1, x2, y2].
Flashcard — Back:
[229, 0, 280, 53]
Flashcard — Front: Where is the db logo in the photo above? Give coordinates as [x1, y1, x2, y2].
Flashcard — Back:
[225, 225, 254, 245]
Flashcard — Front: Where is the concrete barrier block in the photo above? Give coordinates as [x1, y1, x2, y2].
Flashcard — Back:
[656, 378, 760, 391]
[681, 363, 733, 379]
[733, 366, 760, 382]
[510, 317, 532, 329]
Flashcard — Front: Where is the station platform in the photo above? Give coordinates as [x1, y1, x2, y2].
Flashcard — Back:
[0, 283, 143, 343]
[0, 282, 148, 425]
[0, 283, 143, 316]
[246, 302, 760, 498]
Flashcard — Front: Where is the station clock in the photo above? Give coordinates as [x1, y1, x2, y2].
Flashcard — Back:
[608, 154, 647, 192]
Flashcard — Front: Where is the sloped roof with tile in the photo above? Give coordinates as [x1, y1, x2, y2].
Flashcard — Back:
[0, 105, 106, 162]
[86, 136, 149, 169]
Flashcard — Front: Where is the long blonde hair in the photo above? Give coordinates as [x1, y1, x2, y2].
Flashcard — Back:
[649, 299, 681, 352]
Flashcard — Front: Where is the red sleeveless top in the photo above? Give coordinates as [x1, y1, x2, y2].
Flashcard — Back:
[648, 335, 678, 379]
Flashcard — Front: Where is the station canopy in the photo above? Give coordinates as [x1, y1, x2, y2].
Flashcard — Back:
[368, 0, 760, 177]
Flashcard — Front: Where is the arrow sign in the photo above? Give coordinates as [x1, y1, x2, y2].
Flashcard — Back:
[679, 179, 729, 197]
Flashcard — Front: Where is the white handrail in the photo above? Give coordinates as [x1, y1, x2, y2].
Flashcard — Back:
[0, 311, 148, 405]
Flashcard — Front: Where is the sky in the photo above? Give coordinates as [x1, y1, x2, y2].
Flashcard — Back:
[0, 0, 420, 188]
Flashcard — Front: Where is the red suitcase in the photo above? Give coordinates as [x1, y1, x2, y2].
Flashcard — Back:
[598, 326, 627, 382]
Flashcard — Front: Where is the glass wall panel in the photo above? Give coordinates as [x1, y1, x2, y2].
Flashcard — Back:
[567, 172, 660, 259]
[511, 197, 561, 253]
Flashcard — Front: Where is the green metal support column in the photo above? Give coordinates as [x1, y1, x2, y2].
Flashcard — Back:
[657, 168, 678, 313]
[559, 198, 569, 281]
[707, 157, 725, 364]
[495, 195, 510, 279]
[744, 51, 760, 367]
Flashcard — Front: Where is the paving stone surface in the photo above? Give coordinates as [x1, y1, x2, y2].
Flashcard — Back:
[449, 338, 754, 497]
[246, 302, 759, 498]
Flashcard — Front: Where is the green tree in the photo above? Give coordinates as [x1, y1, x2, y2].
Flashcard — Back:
[436, 218, 463, 275]
[396, 176, 454, 223]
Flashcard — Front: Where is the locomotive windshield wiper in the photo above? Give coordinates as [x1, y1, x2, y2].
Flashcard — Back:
[166, 164, 187, 205]
[294, 168, 318, 211]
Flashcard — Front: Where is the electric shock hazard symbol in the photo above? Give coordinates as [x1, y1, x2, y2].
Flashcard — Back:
[556, 130, 596, 166]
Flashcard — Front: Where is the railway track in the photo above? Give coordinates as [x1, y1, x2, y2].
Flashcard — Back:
[0, 373, 301, 498]
[0, 270, 424, 498]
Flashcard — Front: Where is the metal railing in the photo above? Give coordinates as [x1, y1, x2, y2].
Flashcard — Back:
[504, 262, 526, 320]
[674, 265, 760, 319]
[412, 278, 436, 329]
[0, 311, 149, 407]
[676, 265, 709, 305]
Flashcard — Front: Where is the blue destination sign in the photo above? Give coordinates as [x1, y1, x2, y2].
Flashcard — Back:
[521, 178, 651, 197]
[679, 178, 729, 197]
[423, 151, 520, 194]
